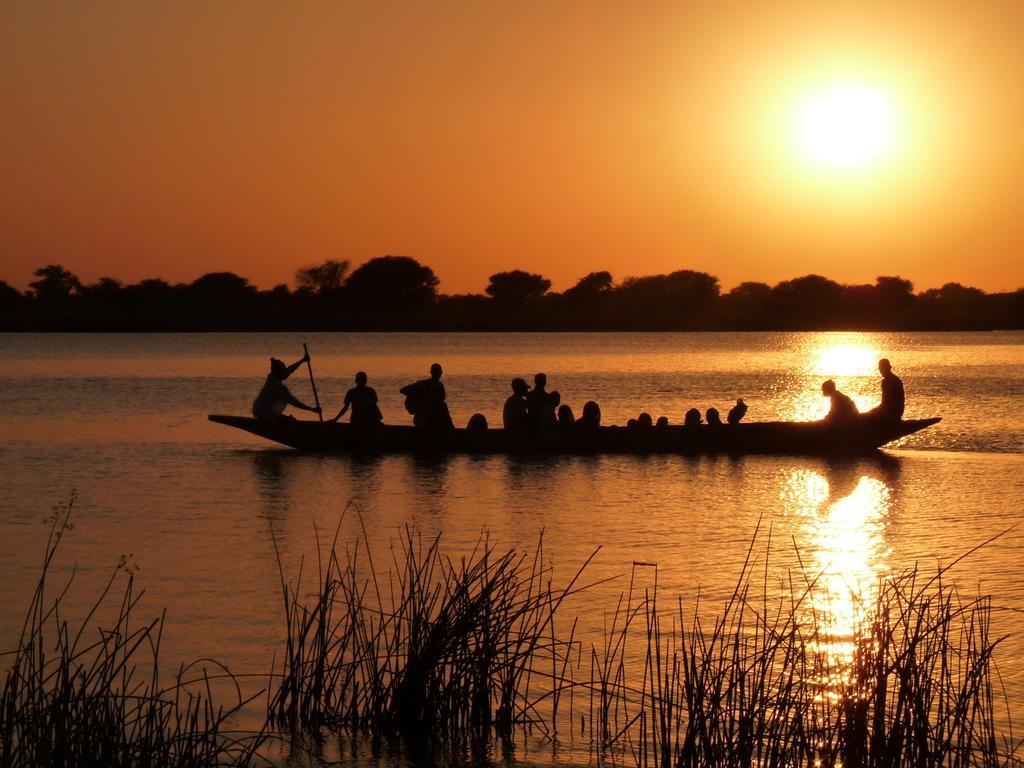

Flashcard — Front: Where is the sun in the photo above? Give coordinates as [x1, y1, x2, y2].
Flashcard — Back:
[799, 85, 894, 171]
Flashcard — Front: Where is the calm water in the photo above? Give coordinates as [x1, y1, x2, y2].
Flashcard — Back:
[1, 331, 1023, 764]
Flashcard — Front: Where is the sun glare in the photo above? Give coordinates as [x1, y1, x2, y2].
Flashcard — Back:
[809, 343, 879, 377]
[799, 85, 894, 171]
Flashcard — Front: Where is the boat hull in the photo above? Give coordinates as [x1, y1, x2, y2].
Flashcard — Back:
[208, 414, 941, 456]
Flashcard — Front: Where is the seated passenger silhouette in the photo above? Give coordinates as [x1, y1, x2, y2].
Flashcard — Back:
[557, 404, 575, 431]
[576, 400, 602, 434]
[655, 416, 669, 429]
[684, 408, 702, 427]
[330, 371, 382, 427]
[252, 354, 321, 424]
[821, 379, 859, 423]
[400, 363, 454, 433]
[866, 358, 905, 421]
[636, 412, 653, 430]
[466, 413, 488, 432]
[706, 407, 723, 426]
[727, 399, 748, 424]
[525, 373, 549, 435]
[546, 391, 562, 432]
[502, 378, 529, 437]
[626, 418, 638, 429]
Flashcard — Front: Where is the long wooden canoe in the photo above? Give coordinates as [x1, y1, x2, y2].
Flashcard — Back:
[208, 414, 941, 456]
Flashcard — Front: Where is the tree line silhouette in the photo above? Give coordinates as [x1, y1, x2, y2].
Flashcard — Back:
[2, 257, 1023, 331]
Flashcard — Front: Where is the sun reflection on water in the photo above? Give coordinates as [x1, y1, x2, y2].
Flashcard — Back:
[784, 335, 884, 421]
[781, 465, 892, 689]
[808, 343, 880, 378]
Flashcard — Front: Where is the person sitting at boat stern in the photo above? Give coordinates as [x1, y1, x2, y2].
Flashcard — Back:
[400, 363, 454, 433]
[331, 371, 382, 427]
[821, 379, 859, 424]
[866, 358, 905, 421]
[252, 355, 321, 424]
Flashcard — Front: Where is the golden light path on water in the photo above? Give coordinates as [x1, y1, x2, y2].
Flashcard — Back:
[781, 466, 892, 696]
[777, 336, 894, 696]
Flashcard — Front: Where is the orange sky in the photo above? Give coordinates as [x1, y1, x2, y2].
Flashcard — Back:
[3, 1, 1024, 294]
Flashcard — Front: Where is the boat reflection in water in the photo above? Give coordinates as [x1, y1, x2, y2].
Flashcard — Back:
[781, 457, 898, 695]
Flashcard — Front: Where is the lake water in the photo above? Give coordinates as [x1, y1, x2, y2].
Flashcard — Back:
[1, 331, 1023, 764]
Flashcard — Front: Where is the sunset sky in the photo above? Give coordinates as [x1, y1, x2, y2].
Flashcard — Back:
[3, 1, 1024, 294]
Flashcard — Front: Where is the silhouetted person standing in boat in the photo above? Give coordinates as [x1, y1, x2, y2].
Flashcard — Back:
[866, 358, 905, 421]
[401, 363, 454, 433]
[330, 371, 382, 427]
[502, 378, 529, 437]
[821, 380, 859, 423]
[525, 373, 549, 435]
[252, 355, 321, 424]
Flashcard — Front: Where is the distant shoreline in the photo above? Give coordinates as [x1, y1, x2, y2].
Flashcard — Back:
[4, 259, 1022, 332]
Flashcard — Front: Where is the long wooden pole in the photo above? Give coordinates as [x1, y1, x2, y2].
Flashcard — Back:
[303, 343, 323, 422]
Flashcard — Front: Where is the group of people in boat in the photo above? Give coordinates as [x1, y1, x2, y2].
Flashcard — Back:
[622, 398, 749, 432]
[252, 352, 906, 431]
[500, 373, 601, 438]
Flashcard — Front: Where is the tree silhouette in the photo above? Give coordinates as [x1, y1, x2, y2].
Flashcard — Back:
[918, 282, 988, 329]
[769, 274, 844, 329]
[720, 282, 772, 328]
[0, 280, 24, 314]
[485, 270, 552, 306]
[842, 276, 916, 328]
[176, 272, 259, 329]
[345, 256, 439, 310]
[184, 272, 257, 303]
[564, 271, 613, 299]
[296, 259, 350, 294]
[85, 277, 123, 296]
[874, 275, 915, 307]
[615, 269, 719, 328]
[128, 278, 174, 300]
[2, 259, 1021, 331]
[1012, 289, 1024, 327]
[28, 265, 82, 302]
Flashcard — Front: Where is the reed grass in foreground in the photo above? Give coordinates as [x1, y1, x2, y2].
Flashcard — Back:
[0, 498, 266, 768]
[270, 515, 1020, 767]
[268, 518, 597, 742]
[587, 531, 1020, 768]
[1, 498, 1018, 767]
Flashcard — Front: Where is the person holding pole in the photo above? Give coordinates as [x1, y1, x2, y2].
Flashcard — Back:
[252, 353, 322, 424]
[302, 343, 324, 422]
